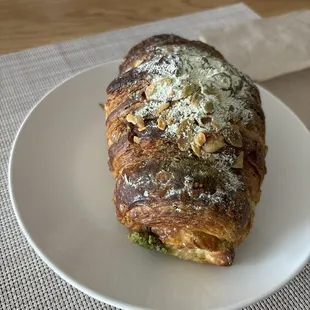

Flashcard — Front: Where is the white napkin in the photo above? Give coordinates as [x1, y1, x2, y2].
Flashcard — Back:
[199, 10, 310, 82]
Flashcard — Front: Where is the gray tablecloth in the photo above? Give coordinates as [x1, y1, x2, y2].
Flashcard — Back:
[0, 3, 309, 310]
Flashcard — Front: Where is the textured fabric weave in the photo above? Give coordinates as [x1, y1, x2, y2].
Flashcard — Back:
[0, 3, 309, 310]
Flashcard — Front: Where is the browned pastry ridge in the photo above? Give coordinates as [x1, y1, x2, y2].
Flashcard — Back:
[103, 34, 267, 266]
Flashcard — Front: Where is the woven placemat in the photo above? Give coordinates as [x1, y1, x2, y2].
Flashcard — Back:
[0, 3, 308, 310]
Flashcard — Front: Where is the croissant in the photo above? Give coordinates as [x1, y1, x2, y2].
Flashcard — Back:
[103, 34, 267, 266]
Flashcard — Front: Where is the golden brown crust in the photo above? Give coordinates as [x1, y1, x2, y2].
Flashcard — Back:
[104, 34, 267, 266]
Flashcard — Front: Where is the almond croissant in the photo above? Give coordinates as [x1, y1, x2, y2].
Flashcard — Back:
[103, 34, 267, 266]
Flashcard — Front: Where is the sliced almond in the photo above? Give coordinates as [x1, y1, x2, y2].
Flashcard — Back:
[202, 136, 225, 153]
[181, 84, 195, 98]
[204, 101, 214, 113]
[194, 132, 206, 147]
[232, 151, 244, 168]
[145, 84, 155, 100]
[191, 143, 201, 157]
[222, 125, 243, 147]
[145, 78, 173, 100]
[190, 92, 202, 105]
[157, 118, 166, 130]
[133, 136, 140, 144]
[126, 113, 137, 125]
[136, 115, 145, 131]
[157, 102, 170, 114]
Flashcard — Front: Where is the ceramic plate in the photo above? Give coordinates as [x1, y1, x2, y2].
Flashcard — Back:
[9, 61, 310, 310]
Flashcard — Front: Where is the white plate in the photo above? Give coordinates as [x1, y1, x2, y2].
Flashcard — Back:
[9, 61, 310, 310]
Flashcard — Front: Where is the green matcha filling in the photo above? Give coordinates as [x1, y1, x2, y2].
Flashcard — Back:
[128, 231, 169, 254]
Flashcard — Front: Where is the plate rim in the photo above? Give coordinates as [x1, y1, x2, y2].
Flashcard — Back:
[8, 62, 310, 310]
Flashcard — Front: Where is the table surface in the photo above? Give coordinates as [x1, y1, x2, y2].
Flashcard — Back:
[1, 0, 310, 55]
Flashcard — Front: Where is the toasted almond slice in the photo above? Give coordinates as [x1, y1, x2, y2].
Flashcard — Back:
[182, 84, 195, 98]
[136, 115, 145, 129]
[232, 151, 244, 168]
[190, 93, 201, 105]
[145, 78, 173, 100]
[157, 102, 170, 114]
[222, 125, 243, 147]
[202, 136, 225, 153]
[191, 143, 201, 157]
[157, 118, 166, 130]
[204, 101, 214, 113]
[194, 132, 206, 147]
[133, 136, 140, 144]
[126, 113, 137, 125]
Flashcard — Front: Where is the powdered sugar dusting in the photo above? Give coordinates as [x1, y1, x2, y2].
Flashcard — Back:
[121, 43, 258, 208]
[135, 45, 255, 138]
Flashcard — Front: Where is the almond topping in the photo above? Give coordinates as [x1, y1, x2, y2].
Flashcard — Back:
[182, 84, 195, 97]
[126, 113, 137, 125]
[204, 101, 214, 113]
[157, 102, 170, 114]
[232, 151, 244, 168]
[136, 116, 145, 131]
[222, 125, 243, 147]
[145, 78, 173, 100]
[190, 93, 201, 105]
[191, 143, 201, 157]
[157, 118, 166, 130]
[194, 132, 206, 147]
[202, 136, 225, 153]
[133, 136, 140, 144]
